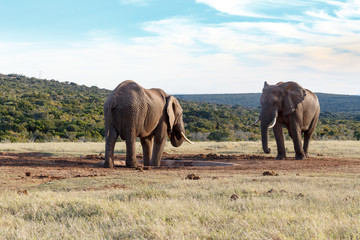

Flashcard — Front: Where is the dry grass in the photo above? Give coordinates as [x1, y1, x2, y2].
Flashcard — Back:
[1, 171, 360, 239]
[0, 140, 359, 158]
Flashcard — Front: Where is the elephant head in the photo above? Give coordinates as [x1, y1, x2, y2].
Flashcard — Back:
[259, 81, 306, 154]
[166, 96, 193, 147]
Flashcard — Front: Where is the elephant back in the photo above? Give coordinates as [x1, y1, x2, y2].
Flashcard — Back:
[109, 80, 145, 108]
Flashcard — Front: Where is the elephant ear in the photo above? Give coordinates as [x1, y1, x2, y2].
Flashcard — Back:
[166, 96, 181, 131]
[282, 82, 306, 115]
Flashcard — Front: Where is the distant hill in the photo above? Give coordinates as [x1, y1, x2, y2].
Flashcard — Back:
[316, 93, 360, 113]
[175, 93, 360, 113]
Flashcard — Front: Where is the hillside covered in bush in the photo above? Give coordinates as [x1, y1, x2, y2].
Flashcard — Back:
[0, 74, 108, 142]
[175, 92, 360, 113]
[0, 74, 359, 142]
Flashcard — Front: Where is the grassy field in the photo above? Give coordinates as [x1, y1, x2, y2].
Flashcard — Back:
[1, 171, 360, 239]
[0, 140, 360, 158]
[1, 141, 360, 239]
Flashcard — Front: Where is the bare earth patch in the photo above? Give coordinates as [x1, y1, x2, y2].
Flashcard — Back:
[1, 152, 360, 190]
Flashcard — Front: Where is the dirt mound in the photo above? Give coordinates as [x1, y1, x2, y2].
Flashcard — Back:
[230, 194, 239, 201]
[185, 173, 200, 180]
[263, 171, 279, 176]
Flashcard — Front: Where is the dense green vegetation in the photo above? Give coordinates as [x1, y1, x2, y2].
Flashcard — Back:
[180, 100, 360, 141]
[176, 92, 360, 141]
[0, 74, 359, 142]
[181, 101, 260, 141]
[175, 92, 360, 113]
[175, 93, 262, 108]
[0, 74, 108, 142]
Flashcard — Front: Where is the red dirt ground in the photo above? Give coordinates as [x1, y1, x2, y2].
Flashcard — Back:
[1, 152, 360, 190]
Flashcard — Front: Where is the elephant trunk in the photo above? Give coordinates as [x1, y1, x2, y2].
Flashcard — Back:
[170, 131, 185, 147]
[169, 121, 193, 147]
[169, 131, 193, 146]
[261, 121, 271, 154]
[260, 112, 277, 154]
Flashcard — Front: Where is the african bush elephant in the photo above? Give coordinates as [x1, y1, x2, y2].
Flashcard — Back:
[103, 80, 193, 168]
[254, 81, 320, 160]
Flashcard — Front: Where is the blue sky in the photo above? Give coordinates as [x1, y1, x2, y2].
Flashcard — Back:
[0, 0, 359, 94]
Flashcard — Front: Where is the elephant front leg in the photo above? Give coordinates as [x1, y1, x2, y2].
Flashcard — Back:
[150, 137, 166, 167]
[273, 124, 286, 160]
[125, 138, 138, 167]
[140, 137, 153, 166]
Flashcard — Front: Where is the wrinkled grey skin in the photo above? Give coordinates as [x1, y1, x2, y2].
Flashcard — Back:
[260, 81, 320, 160]
[104, 80, 188, 168]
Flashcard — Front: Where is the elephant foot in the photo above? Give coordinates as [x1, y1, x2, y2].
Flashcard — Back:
[150, 159, 162, 167]
[126, 161, 138, 168]
[263, 148, 271, 154]
[276, 155, 286, 160]
[103, 160, 114, 168]
[295, 154, 305, 160]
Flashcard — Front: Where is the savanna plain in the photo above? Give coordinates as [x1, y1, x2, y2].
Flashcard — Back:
[1, 140, 360, 239]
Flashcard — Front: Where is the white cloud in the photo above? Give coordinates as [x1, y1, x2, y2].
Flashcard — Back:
[197, 0, 360, 23]
[119, 0, 149, 6]
[1, 1, 359, 95]
[334, 0, 360, 18]
[196, 0, 260, 18]
[196, 0, 322, 19]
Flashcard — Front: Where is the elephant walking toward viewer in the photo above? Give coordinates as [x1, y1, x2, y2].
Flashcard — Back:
[103, 80, 193, 168]
[254, 81, 320, 160]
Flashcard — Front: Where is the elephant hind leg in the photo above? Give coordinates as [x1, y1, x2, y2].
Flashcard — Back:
[125, 137, 138, 167]
[291, 126, 306, 160]
[303, 125, 317, 157]
[104, 128, 118, 168]
[303, 113, 320, 157]
[303, 131, 311, 158]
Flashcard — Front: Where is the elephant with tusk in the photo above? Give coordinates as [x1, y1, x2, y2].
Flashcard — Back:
[103, 80, 193, 168]
[255, 81, 320, 160]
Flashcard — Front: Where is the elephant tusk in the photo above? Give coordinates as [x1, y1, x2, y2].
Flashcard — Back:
[181, 131, 194, 144]
[248, 119, 260, 126]
[268, 116, 277, 129]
